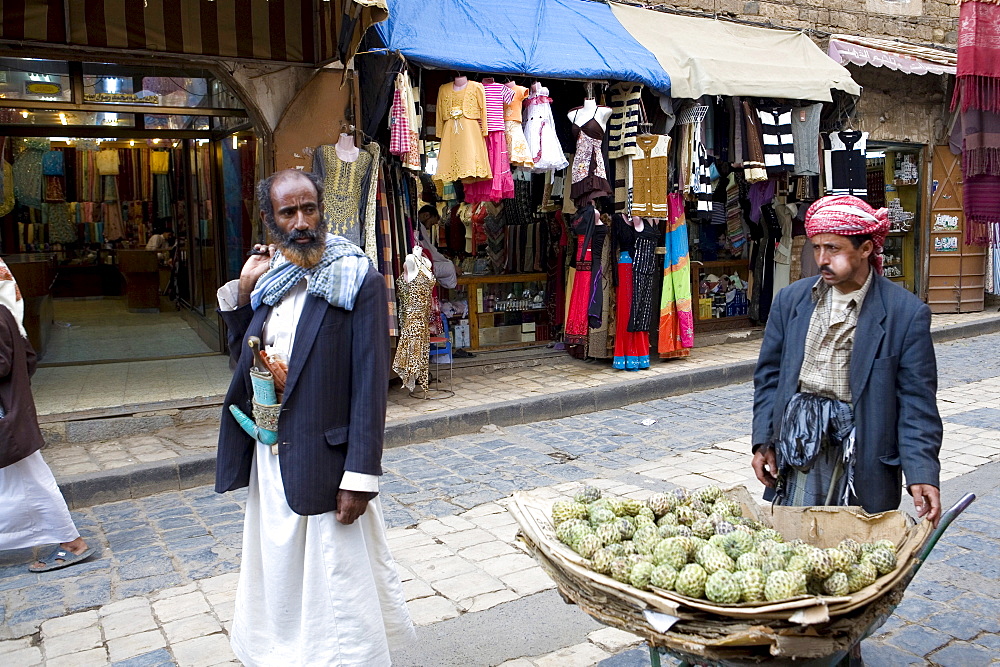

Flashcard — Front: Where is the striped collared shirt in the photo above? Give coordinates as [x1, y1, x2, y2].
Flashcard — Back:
[797, 269, 874, 403]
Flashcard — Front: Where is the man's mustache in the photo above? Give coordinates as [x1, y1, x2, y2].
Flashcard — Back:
[819, 264, 832, 273]
[285, 229, 320, 243]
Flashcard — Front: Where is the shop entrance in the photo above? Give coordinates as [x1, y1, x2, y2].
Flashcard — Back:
[0, 56, 259, 414]
[865, 142, 924, 294]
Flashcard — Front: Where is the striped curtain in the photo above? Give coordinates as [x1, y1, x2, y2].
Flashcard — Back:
[0, 0, 386, 65]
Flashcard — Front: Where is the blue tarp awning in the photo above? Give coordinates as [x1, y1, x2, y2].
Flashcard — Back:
[374, 0, 672, 96]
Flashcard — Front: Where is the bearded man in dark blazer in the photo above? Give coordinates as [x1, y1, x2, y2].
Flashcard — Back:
[215, 169, 414, 666]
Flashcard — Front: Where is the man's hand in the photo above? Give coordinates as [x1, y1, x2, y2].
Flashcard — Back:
[752, 447, 778, 489]
[336, 489, 371, 525]
[909, 484, 941, 528]
[237, 244, 274, 307]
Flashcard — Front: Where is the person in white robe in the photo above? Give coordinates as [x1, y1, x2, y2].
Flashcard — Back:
[0, 257, 94, 572]
[216, 169, 414, 666]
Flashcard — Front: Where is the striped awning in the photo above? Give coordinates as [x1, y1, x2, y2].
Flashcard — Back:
[0, 0, 387, 65]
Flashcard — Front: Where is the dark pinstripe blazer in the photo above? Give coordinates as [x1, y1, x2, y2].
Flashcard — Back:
[215, 267, 389, 516]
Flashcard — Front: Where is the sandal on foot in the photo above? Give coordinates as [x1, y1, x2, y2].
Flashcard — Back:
[29, 547, 94, 573]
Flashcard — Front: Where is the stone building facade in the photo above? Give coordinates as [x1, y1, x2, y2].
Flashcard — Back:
[632, 0, 958, 45]
[631, 0, 959, 145]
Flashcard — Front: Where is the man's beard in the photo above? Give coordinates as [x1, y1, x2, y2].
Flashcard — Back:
[266, 216, 328, 268]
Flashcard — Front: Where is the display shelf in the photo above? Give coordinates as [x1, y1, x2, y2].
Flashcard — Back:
[450, 272, 550, 350]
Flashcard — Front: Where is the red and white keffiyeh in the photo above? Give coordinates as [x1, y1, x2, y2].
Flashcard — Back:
[805, 195, 890, 275]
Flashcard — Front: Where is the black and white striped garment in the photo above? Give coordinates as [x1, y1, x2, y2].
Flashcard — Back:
[692, 138, 713, 220]
[757, 107, 795, 173]
[823, 130, 868, 198]
[607, 83, 644, 159]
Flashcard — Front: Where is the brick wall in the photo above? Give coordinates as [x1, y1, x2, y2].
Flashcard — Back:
[631, 0, 959, 45]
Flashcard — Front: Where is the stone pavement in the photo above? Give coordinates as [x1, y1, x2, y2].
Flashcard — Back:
[37, 310, 1000, 491]
[2, 331, 1000, 665]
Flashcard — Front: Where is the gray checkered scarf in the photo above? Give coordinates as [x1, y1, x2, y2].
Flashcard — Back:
[250, 234, 372, 311]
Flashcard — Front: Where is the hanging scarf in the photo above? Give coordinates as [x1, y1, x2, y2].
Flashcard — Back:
[952, 0, 1000, 113]
[250, 234, 372, 311]
[964, 175, 1000, 246]
[0, 257, 26, 338]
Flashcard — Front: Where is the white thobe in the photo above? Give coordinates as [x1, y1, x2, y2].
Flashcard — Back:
[0, 451, 79, 550]
[219, 279, 415, 666]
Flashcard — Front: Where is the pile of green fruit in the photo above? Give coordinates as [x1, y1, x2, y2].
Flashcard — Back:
[551, 485, 899, 604]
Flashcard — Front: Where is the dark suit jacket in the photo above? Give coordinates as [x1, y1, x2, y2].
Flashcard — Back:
[0, 306, 45, 469]
[752, 274, 942, 513]
[216, 267, 389, 516]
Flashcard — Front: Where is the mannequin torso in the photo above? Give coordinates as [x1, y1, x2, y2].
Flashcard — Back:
[403, 247, 433, 283]
[452, 76, 469, 91]
[568, 98, 612, 129]
[334, 133, 359, 163]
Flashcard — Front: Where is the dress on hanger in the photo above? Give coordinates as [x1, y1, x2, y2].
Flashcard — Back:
[570, 116, 612, 208]
[312, 143, 376, 248]
[503, 84, 534, 169]
[434, 82, 491, 184]
[659, 193, 694, 359]
[612, 215, 656, 370]
[523, 87, 569, 172]
[392, 264, 435, 392]
[564, 205, 603, 346]
[465, 82, 515, 203]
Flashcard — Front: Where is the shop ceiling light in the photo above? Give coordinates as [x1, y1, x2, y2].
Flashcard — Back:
[232, 135, 238, 150]
[129, 139, 135, 147]
[152, 138, 160, 144]
[59, 112, 67, 125]
[20, 110, 28, 118]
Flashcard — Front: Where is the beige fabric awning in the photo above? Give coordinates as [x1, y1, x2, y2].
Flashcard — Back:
[610, 3, 861, 101]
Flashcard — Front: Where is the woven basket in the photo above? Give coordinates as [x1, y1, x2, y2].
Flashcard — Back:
[509, 486, 932, 660]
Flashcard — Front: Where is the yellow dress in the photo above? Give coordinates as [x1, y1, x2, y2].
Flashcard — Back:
[435, 82, 491, 183]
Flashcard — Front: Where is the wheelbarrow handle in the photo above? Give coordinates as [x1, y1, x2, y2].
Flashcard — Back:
[914, 492, 976, 564]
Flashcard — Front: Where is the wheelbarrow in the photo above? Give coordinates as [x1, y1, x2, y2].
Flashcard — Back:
[648, 493, 977, 667]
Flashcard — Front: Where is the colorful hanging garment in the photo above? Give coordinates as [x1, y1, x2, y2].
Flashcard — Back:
[952, 0, 1000, 113]
[659, 193, 694, 359]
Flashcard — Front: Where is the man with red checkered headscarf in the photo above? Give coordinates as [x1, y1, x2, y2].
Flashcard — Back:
[751, 195, 943, 531]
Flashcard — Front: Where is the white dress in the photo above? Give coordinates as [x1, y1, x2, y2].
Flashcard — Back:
[220, 279, 415, 667]
[0, 451, 79, 550]
[523, 87, 569, 172]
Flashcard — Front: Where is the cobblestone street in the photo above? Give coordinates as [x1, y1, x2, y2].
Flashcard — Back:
[2, 332, 1000, 665]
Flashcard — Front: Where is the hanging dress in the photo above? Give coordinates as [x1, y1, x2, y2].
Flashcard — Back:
[564, 205, 601, 346]
[613, 215, 656, 370]
[392, 264, 434, 392]
[434, 81, 491, 184]
[503, 84, 534, 169]
[465, 82, 515, 203]
[659, 193, 695, 359]
[570, 115, 612, 208]
[523, 87, 569, 172]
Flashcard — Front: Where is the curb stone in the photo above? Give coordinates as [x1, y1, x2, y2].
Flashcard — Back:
[56, 314, 1000, 508]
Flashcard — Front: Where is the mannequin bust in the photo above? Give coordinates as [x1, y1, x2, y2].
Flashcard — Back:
[568, 97, 612, 129]
[530, 81, 543, 94]
[402, 246, 433, 283]
[453, 75, 469, 91]
[482, 77, 495, 85]
[630, 215, 644, 231]
[334, 132, 359, 163]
